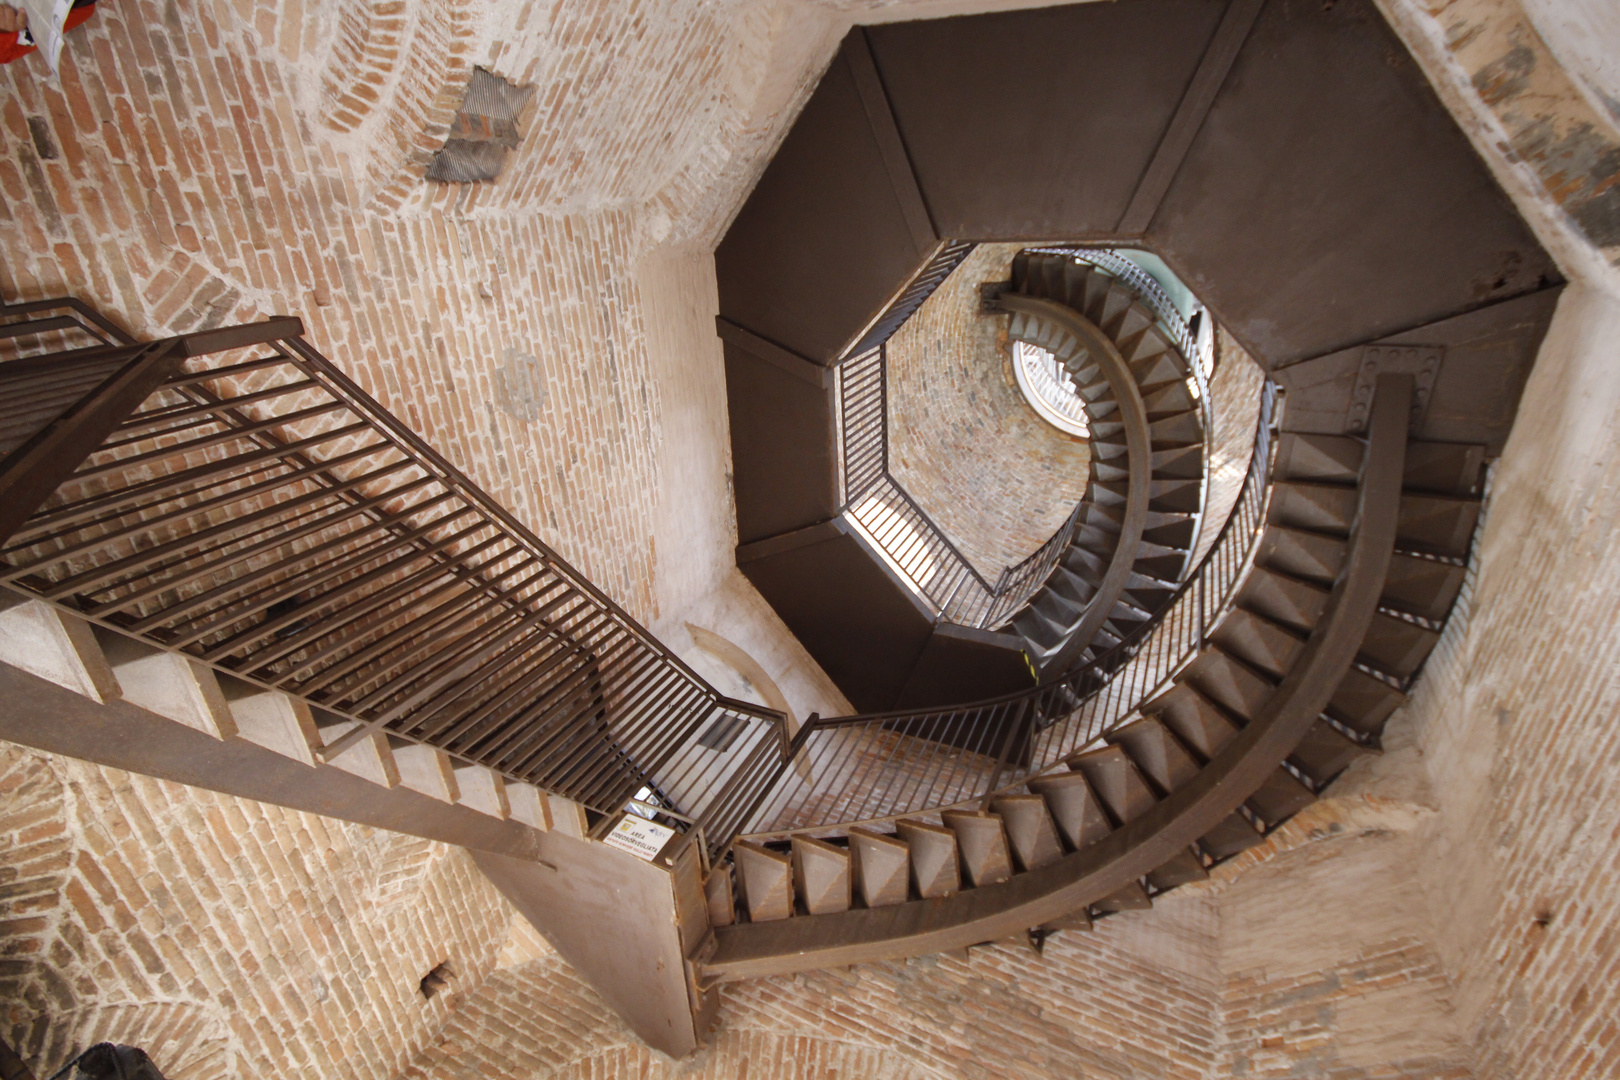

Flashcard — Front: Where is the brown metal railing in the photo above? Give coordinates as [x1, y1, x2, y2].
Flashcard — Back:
[0, 299, 789, 858]
[836, 343, 1080, 628]
[736, 380, 1276, 840]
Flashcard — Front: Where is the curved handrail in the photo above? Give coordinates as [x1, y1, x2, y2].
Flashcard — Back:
[731, 380, 1275, 842]
[998, 294, 1152, 676]
[702, 378, 1407, 982]
[833, 244, 1219, 632]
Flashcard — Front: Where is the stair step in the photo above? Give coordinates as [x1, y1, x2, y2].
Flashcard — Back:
[1113, 304, 1155, 347]
[1096, 287, 1134, 335]
[1062, 260, 1093, 311]
[1359, 611, 1441, 680]
[1236, 567, 1330, 633]
[1134, 551, 1188, 582]
[1257, 526, 1346, 584]
[705, 863, 736, 927]
[1269, 482, 1356, 535]
[1211, 608, 1306, 680]
[1152, 444, 1204, 481]
[1246, 767, 1317, 827]
[1289, 720, 1373, 786]
[734, 841, 793, 922]
[1327, 667, 1406, 738]
[896, 818, 961, 899]
[1141, 380, 1197, 418]
[1131, 350, 1185, 389]
[1093, 881, 1153, 912]
[1093, 458, 1130, 483]
[1143, 684, 1241, 759]
[1397, 493, 1480, 559]
[989, 795, 1065, 872]
[1026, 771, 1112, 850]
[1149, 479, 1203, 514]
[1201, 813, 1267, 859]
[1147, 848, 1209, 890]
[1050, 565, 1098, 606]
[1013, 609, 1064, 653]
[1125, 329, 1175, 369]
[1404, 441, 1485, 496]
[1064, 545, 1109, 581]
[850, 827, 911, 908]
[1149, 411, 1202, 446]
[1275, 432, 1363, 484]
[1382, 553, 1467, 621]
[941, 810, 1015, 887]
[1181, 648, 1276, 721]
[1070, 745, 1157, 823]
[93, 625, 236, 740]
[1106, 716, 1200, 792]
[1034, 588, 1084, 627]
[792, 836, 851, 915]
[1142, 516, 1196, 550]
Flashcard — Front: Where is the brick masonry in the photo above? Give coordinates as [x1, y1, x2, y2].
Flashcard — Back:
[887, 243, 1091, 579]
[0, 741, 515, 1077]
[1, 0, 1619, 1077]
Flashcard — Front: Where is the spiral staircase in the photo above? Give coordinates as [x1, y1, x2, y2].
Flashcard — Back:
[0, 0, 1570, 1065]
[995, 251, 1208, 674]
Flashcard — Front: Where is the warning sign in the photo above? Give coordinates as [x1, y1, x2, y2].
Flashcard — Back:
[603, 815, 676, 861]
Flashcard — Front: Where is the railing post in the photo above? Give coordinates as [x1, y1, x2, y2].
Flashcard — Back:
[979, 698, 1031, 808]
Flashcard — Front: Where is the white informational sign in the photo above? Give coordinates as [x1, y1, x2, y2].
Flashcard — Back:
[18, 0, 73, 74]
[602, 815, 676, 862]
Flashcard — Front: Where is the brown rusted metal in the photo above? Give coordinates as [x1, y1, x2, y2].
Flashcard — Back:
[0, 303, 791, 858]
[700, 376, 1410, 979]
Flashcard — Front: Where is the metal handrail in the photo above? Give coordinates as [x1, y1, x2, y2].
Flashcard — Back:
[831, 244, 1220, 633]
[836, 343, 1080, 629]
[0, 300, 791, 859]
[733, 380, 1276, 841]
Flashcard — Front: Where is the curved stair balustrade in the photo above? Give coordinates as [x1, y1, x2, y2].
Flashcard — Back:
[718, 381, 1275, 844]
[699, 374, 1482, 979]
[991, 251, 1211, 675]
[830, 247, 1219, 642]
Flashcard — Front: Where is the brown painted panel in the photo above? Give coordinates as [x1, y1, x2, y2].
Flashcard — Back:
[1149, 0, 1559, 365]
[1273, 286, 1563, 456]
[723, 341, 839, 545]
[715, 45, 927, 364]
[738, 523, 936, 711]
[894, 624, 1034, 710]
[867, 0, 1227, 240]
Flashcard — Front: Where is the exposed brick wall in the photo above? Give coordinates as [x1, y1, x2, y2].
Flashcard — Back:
[2, 1, 1618, 1078]
[0, 741, 514, 1078]
[1387, 283, 1620, 1080]
[886, 244, 1091, 579]
[402, 900, 1221, 1080]
[1187, 330, 1264, 568]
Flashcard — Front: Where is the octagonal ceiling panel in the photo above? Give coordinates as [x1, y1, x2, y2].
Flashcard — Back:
[1146, 0, 1559, 365]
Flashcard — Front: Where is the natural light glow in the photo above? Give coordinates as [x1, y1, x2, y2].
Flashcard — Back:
[1012, 340, 1092, 437]
[849, 495, 940, 587]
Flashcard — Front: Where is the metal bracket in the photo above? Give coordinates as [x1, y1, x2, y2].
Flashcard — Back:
[1346, 345, 1442, 435]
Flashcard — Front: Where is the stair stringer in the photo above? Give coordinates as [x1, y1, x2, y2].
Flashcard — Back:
[698, 375, 1412, 982]
[999, 292, 1153, 675]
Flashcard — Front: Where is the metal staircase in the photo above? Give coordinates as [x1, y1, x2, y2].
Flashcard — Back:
[993, 250, 1210, 675]
[698, 373, 1479, 979]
